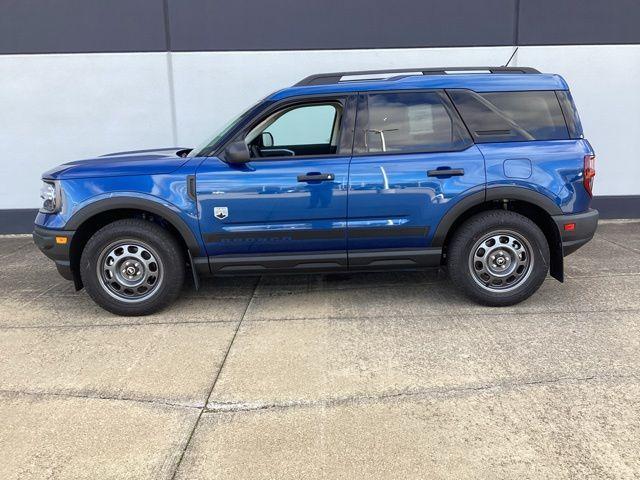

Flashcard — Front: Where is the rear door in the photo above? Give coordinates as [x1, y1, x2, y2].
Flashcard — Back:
[196, 95, 356, 274]
[347, 90, 486, 269]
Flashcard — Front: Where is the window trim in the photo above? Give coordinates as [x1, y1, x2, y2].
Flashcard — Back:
[215, 93, 357, 162]
[352, 89, 474, 158]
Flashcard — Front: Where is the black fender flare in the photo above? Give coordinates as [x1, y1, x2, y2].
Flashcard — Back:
[65, 196, 202, 256]
[431, 186, 564, 281]
[431, 186, 563, 247]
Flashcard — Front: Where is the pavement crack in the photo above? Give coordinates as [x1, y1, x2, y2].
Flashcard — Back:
[2, 305, 639, 331]
[0, 388, 202, 410]
[203, 373, 638, 415]
[0, 318, 239, 331]
[241, 307, 640, 324]
[598, 235, 640, 255]
[167, 276, 259, 480]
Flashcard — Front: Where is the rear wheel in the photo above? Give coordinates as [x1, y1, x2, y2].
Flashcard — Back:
[447, 210, 549, 306]
[80, 219, 185, 316]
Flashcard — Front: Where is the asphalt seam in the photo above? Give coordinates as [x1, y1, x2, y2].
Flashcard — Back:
[0, 388, 202, 410]
[204, 372, 639, 415]
[240, 307, 640, 323]
[2, 272, 635, 303]
[1, 306, 639, 330]
[4, 291, 256, 301]
[0, 318, 241, 330]
[598, 235, 640, 255]
[565, 272, 640, 278]
[7, 277, 444, 298]
[167, 276, 259, 480]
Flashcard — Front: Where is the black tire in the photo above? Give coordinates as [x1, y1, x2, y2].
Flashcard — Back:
[447, 210, 550, 306]
[80, 219, 185, 316]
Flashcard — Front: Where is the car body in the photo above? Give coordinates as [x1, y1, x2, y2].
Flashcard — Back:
[34, 67, 598, 315]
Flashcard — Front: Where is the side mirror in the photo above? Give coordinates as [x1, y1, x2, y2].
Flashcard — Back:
[261, 132, 274, 148]
[224, 141, 250, 164]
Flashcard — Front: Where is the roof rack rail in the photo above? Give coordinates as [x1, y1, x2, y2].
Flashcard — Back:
[294, 66, 541, 86]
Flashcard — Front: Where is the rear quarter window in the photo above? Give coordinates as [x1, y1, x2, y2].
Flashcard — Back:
[448, 90, 570, 143]
[556, 90, 584, 139]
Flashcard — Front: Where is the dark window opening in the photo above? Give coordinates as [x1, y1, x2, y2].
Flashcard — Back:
[448, 89, 570, 143]
[354, 91, 471, 155]
[556, 90, 584, 139]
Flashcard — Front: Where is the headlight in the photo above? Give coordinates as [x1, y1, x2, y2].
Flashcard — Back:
[39, 180, 61, 213]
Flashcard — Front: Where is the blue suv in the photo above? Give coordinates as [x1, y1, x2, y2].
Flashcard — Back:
[33, 67, 598, 315]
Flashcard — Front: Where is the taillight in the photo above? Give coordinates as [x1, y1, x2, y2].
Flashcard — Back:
[583, 154, 596, 196]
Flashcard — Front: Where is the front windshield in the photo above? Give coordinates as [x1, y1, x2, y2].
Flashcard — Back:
[187, 99, 269, 157]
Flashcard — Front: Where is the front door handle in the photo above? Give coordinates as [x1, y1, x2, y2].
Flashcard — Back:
[427, 168, 465, 177]
[297, 172, 335, 183]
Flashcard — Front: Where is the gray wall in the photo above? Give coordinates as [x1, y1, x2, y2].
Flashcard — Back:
[2, 0, 640, 54]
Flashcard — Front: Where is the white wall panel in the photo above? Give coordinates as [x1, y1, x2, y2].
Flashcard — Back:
[170, 47, 514, 148]
[0, 53, 174, 208]
[516, 45, 640, 196]
[1, 45, 638, 210]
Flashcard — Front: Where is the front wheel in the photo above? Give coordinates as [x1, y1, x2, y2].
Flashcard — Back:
[447, 210, 550, 306]
[80, 219, 185, 316]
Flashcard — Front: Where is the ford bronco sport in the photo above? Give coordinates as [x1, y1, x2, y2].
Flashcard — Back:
[34, 67, 598, 316]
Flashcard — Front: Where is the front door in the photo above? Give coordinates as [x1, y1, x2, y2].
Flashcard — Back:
[347, 90, 486, 269]
[197, 96, 355, 273]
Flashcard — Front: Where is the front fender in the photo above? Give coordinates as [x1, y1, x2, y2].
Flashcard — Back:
[63, 194, 203, 256]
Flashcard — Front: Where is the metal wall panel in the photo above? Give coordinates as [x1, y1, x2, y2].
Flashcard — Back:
[0, 0, 167, 54]
[167, 0, 517, 51]
[518, 0, 640, 45]
[3, 0, 640, 55]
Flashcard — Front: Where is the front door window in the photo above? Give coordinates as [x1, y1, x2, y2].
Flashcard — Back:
[246, 103, 342, 158]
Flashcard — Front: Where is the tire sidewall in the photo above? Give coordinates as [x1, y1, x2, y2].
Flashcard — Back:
[80, 220, 185, 316]
[448, 211, 550, 306]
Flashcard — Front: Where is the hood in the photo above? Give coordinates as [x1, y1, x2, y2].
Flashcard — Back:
[43, 147, 191, 180]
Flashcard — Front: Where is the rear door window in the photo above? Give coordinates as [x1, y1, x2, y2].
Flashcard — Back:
[354, 91, 472, 154]
[448, 90, 569, 143]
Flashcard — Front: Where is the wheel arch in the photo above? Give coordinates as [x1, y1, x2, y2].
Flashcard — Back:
[433, 187, 564, 282]
[65, 197, 201, 289]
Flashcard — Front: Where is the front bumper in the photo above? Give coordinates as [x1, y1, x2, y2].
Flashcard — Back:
[552, 208, 599, 256]
[33, 225, 75, 281]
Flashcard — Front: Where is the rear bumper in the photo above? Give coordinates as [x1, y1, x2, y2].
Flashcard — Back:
[552, 208, 599, 256]
[33, 225, 75, 281]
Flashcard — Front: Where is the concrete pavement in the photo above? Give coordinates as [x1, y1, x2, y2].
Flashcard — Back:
[1, 220, 639, 479]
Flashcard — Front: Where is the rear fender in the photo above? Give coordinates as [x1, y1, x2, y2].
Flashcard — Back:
[432, 186, 564, 282]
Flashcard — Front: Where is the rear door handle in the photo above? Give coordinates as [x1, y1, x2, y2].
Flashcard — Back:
[297, 172, 335, 183]
[427, 168, 465, 177]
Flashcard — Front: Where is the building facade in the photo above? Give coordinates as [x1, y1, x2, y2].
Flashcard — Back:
[1, 0, 638, 233]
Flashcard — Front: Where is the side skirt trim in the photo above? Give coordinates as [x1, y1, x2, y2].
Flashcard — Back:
[205, 248, 443, 275]
[349, 247, 442, 269]
[210, 251, 347, 274]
